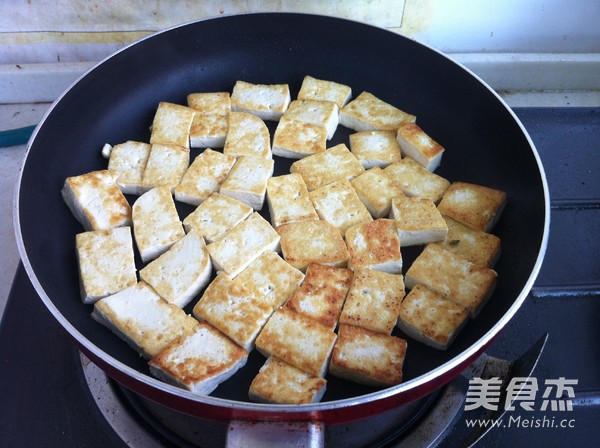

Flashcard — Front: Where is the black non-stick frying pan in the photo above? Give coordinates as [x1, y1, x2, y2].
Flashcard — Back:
[15, 13, 549, 424]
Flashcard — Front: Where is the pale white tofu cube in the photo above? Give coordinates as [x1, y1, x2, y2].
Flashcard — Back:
[349, 130, 401, 169]
[266, 173, 319, 227]
[231, 80, 291, 121]
[104, 141, 151, 195]
[219, 156, 274, 210]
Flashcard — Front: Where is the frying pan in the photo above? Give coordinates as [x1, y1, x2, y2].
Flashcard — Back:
[15, 13, 549, 427]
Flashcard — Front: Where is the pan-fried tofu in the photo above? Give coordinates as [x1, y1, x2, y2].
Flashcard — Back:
[437, 182, 507, 232]
[405, 244, 498, 317]
[339, 91, 416, 132]
[149, 102, 196, 150]
[231, 80, 291, 121]
[236, 251, 305, 310]
[339, 268, 405, 334]
[284, 263, 353, 330]
[290, 143, 365, 191]
[349, 130, 402, 169]
[149, 321, 248, 395]
[345, 219, 402, 274]
[396, 123, 445, 171]
[272, 119, 327, 159]
[187, 92, 231, 115]
[390, 196, 448, 246]
[91, 282, 198, 359]
[103, 141, 151, 195]
[132, 186, 185, 263]
[141, 144, 189, 193]
[75, 227, 137, 304]
[223, 111, 272, 159]
[139, 231, 212, 308]
[437, 216, 501, 268]
[350, 167, 406, 218]
[219, 156, 274, 210]
[297, 75, 352, 109]
[266, 173, 319, 227]
[384, 157, 450, 203]
[396, 284, 469, 350]
[280, 99, 339, 140]
[187, 92, 231, 148]
[62, 170, 132, 231]
[173, 149, 236, 206]
[255, 307, 337, 377]
[249, 356, 327, 404]
[276, 220, 349, 272]
[182, 192, 253, 244]
[193, 273, 273, 351]
[206, 212, 280, 278]
[309, 179, 373, 236]
[329, 324, 407, 388]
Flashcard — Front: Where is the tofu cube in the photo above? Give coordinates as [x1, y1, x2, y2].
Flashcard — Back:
[272, 119, 327, 159]
[437, 182, 507, 232]
[149, 102, 196, 149]
[139, 231, 212, 308]
[149, 321, 248, 395]
[350, 166, 406, 218]
[141, 144, 189, 193]
[61, 170, 132, 231]
[349, 130, 402, 169]
[437, 216, 502, 268]
[345, 219, 402, 273]
[219, 156, 274, 210]
[339, 268, 406, 334]
[276, 220, 349, 272]
[405, 244, 498, 317]
[384, 157, 450, 203]
[189, 114, 229, 149]
[329, 324, 407, 387]
[104, 141, 151, 195]
[183, 192, 253, 244]
[390, 196, 448, 246]
[396, 123, 445, 171]
[75, 227, 137, 304]
[297, 75, 352, 109]
[249, 356, 327, 404]
[339, 91, 416, 132]
[397, 284, 469, 350]
[187, 92, 231, 115]
[255, 307, 337, 377]
[173, 149, 236, 206]
[91, 282, 198, 359]
[231, 80, 291, 121]
[193, 273, 273, 351]
[284, 263, 353, 330]
[132, 186, 185, 263]
[236, 251, 305, 310]
[281, 99, 339, 140]
[290, 143, 365, 191]
[266, 173, 319, 227]
[206, 212, 280, 278]
[309, 179, 373, 236]
[223, 111, 272, 159]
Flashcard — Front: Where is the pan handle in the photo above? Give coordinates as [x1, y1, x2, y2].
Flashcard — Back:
[226, 419, 325, 447]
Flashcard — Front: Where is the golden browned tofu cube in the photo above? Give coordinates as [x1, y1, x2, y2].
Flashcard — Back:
[149, 321, 248, 395]
[141, 144, 189, 193]
[345, 219, 402, 273]
[272, 119, 327, 159]
[437, 182, 507, 232]
[266, 173, 319, 227]
[255, 307, 337, 377]
[349, 130, 402, 169]
[280, 99, 339, 140]
[149, 102, 196, 149]
[397, 284, 469, 350]
[396, 123, 445, 171]
[219, 156, 274, 210]
[438, 215, 502, 268]
[297, 75, 352, 109]
[276, 220, 349, 272]
[284, 263, 353, 330]
[339, 91, 415, 132]
[249, 356, 327, 404]
[405, 244, 498, 317]
[187, 92, 231, 148]
[231, 80, 291, 121]
[223, 111, 271, 159]
[329, 324, 407, 387]
[104, 141, 151, 195]
[339, 268, 405, 334]
[187, 92, 231, 115]
[351, 167, 406, 218]
[384, 157, 450, 203]
[390, 196, 448, 246]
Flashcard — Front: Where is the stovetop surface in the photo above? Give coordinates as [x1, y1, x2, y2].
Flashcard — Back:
[1, 107, 599, 447]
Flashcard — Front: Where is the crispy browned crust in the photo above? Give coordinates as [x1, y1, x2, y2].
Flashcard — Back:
[346, 219, 401, 269]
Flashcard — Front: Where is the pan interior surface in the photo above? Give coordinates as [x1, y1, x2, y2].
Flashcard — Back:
[17, 13, 546, 406]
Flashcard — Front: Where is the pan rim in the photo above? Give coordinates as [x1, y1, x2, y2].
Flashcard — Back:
[13, 11, 551, 416]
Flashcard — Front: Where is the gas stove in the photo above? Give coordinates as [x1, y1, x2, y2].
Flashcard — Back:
[1, 107, 599, 447]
